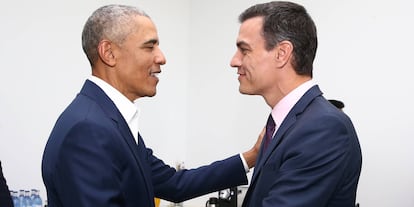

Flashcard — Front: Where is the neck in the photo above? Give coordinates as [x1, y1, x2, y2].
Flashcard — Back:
[264, 75, 311, 108]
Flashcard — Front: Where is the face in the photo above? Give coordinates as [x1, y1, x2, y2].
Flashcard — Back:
[230, 17, 278, 96]
[112, 15, 166, 101]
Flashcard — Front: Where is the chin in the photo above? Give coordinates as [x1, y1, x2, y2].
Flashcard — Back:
[239, 87, 255, 95]
[239, 87, 248, 94]
[144, 86, 157, 97]
[140, 90, 157, 98]
[147, 92, 157, 97]
[149, 90, 157, 97]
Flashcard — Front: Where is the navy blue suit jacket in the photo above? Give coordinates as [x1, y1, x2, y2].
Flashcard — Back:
[42, 80, 247, 207]
[0, 161, 13, 207]
[242, 86, 362, 207]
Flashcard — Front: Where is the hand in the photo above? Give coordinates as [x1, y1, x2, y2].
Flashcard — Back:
[242, 127, 265, 168]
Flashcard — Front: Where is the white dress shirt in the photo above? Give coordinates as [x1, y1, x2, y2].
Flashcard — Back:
[88, 76, 139, 144]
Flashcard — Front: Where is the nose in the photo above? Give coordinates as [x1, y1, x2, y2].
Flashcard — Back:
[230, 51, 241, 68]
[155, 47, 166, 65]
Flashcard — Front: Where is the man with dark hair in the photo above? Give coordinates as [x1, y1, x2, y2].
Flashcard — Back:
[230, 1, 362, 206]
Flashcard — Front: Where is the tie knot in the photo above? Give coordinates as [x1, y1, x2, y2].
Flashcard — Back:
[267, 114, 275, 130]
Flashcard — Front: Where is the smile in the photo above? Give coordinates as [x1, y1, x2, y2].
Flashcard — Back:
[150, 71, 161, 78]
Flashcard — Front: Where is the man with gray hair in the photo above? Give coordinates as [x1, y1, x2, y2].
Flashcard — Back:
[42, 4, 263, 207]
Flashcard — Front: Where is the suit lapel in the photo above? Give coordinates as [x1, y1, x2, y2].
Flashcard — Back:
[80, 80, 153, 202]
[250, 85, 323, 184]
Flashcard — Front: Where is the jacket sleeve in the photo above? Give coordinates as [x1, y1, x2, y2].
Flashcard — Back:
[149, 150, 248, 202]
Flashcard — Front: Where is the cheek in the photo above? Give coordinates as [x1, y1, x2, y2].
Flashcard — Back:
[244, 64, 271, 88]
[120, 64, 149, 92]
[247, 55, 274, 79]
[130, 57, 150, 77]
[244, 59, 261, 81]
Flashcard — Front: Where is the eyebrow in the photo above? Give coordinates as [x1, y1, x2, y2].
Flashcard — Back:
[143, 38, 159, 45]
[236, 40, 250, 49]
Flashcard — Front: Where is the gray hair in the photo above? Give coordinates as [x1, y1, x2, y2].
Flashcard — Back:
[81, 4, 149, 66]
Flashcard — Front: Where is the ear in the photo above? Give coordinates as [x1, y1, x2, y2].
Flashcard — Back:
[97, 40, 116, 67]
[275, 40, 293, 67]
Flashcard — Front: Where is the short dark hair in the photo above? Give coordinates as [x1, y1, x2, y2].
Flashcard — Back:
[239, 1, 317, 77]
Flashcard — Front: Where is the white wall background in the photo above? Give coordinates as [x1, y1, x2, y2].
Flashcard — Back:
[1, 0, 413, 207]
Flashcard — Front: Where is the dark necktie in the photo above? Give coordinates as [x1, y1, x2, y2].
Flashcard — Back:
[263, 114, 276, 152]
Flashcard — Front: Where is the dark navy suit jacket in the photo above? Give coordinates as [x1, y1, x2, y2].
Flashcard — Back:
[242, 86, 362, 207]
[42, 80, 247, 207]
[0, 161, 13, 207]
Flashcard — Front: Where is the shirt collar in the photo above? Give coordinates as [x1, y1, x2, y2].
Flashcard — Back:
[88, 76, 138, 128]
[271, 80, 316, 129]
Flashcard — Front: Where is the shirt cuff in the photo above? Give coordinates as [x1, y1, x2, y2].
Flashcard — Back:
[239, 153, 250, 173]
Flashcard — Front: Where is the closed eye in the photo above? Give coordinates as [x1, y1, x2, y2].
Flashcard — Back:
[142, 39, 159, 49]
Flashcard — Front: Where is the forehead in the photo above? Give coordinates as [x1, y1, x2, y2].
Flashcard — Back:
[237, 17, 264, 46]
[128, 15, 158, 42]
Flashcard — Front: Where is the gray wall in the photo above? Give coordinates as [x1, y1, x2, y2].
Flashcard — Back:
[1, 0, 413, 206]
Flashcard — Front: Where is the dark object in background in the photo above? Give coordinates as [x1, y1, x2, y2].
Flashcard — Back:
[0, 161, 13, 207]
[218, 187, 238, 207]
[206, 187, 238, 207]
[206, 197, 219, 207]
[328, 99, 345, 110]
